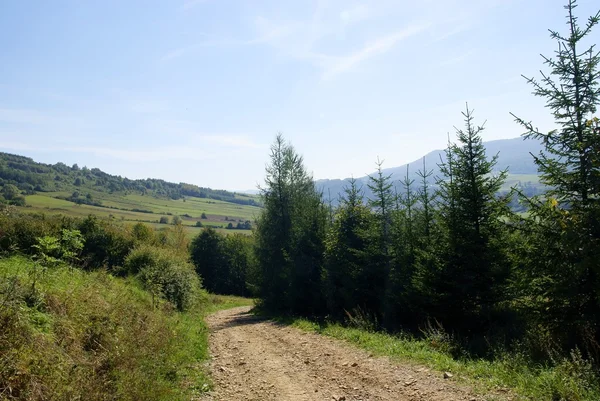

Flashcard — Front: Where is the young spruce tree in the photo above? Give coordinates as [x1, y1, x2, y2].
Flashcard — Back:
[254, 134, 326, 315]
[323, 178, 380, 319]
[512, 0, 600, 352]
[433, 105, 510, 332]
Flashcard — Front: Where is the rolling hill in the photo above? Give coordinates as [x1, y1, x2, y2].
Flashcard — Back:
[0, 152, 262, 235]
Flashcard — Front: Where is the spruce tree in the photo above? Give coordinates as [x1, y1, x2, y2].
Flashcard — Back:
[323, 179, 381, 318]
[367, 158, 395, 265]
[416, 158, 435, 240]
[254, 134, 326, 314]
[433, 105, 510, 331]
[512, 0, 600, 351]
[367, 159, 397, 323]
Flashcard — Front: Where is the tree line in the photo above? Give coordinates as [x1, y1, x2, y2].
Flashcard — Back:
[252, 0, 600, 361]
[0, 152, 260, 206]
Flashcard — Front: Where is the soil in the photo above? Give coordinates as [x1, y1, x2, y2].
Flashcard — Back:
[202, 306, 504, 401]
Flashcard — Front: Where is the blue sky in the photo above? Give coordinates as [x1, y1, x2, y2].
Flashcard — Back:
[1, 0, 597, 190]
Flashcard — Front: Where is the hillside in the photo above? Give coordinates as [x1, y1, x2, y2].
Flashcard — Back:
[0, 152, 261, 234]
[316, 137, 543, 203]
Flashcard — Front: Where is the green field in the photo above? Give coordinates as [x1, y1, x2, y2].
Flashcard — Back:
[502, 173, 541, 189]
[21, 189, 261, 235]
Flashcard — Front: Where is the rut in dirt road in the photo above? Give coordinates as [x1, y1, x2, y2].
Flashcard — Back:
[203, 306, 496, 401]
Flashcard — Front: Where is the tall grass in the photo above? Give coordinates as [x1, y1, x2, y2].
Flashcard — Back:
[0, 256, 210, 401]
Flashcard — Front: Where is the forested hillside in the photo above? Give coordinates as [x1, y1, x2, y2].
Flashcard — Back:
[0, 152, 259, 206]
[0, 152, 260, 235]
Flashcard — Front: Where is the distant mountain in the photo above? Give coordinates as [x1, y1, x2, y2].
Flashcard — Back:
[316, 137, 544, 204]
[237, 189, 261, 195]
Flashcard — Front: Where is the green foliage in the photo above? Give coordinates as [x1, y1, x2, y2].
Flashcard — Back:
[0, 210, 65, 254]
[131, 221, 155, 243]
[323, 178, 382, 320]
[429, 105, 511, 331]
[189, 227, 252, 296]
[254, 134, 327, 315]
[2, 184, 20, 200]
[32, 229, 84, 267]
[159, 216, 169, 224]
[78, 215, 135, 270]
[0, 256, 211, 401]
[511, 0, 600, 357]
[125, 245, 201, 311]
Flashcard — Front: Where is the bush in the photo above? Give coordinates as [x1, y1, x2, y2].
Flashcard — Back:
[159, 216, 169, 224]
[0, 256, 210, 401]
[0, 211, 64, 254]
[131, 222, 155, 244]
[125, 245, 202, 311]
[77, 215, 134, 270]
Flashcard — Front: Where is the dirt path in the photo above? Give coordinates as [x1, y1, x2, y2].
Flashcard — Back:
[202, 306, 490, 401]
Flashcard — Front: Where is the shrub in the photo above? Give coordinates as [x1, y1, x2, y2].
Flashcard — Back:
[131, 222, 155, 244]
[125, 245, 202, 311]
[0, 256, 210, 401]
[0, 212, 63, 254]
[77, 215, 134, 270]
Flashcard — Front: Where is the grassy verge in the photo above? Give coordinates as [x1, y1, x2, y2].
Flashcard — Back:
[204, 293, 255, 314]
[274, 317, 600, 401]
[0, 256, 251, 400]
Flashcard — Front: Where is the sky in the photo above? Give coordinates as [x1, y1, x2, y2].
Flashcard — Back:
[1, 0, 598, 191]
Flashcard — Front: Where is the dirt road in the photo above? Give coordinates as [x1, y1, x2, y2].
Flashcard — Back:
[203, 306, 490, 401]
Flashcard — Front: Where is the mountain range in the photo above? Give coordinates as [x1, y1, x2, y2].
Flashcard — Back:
[315, 137, 544, 204]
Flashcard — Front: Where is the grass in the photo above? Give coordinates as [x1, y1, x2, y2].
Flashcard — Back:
[204, 293, 255, 314]
[274, 317, 600, 401]
[0, 255, 253, 400]
[21, 190, 261, 236]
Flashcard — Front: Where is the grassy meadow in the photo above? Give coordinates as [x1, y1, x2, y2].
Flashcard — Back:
[0, 255, 255, 400]
[21, 189, 261, 236]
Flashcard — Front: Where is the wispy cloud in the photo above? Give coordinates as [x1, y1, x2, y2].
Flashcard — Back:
[340, 4, 371, 26]
[321, 24, 430, 79]
[248, 10, 430, 80]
